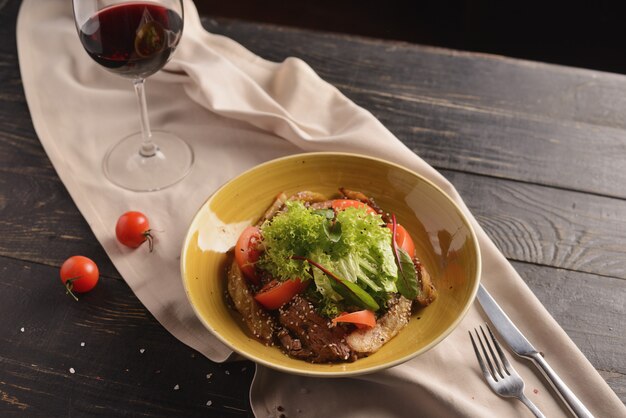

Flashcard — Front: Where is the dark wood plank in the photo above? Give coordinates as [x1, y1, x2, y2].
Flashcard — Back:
[202, 18, 626, 200]
[512, 261, 626, 402]
[0, 1, 50, 178]
[442, 169, 626, 280]
[0, 256, 254, 417]
[0, 171, 121, 279]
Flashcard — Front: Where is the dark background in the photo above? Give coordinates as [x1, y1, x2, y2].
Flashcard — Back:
[195, 0, 626, 74]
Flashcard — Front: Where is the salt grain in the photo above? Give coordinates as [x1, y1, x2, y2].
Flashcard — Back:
[206, 400, 213, 406]
[80, 342, 85, 347]
[20, 327, 24, 332]
[225, 370, 230, 375]
[69, 368, 75, 374]
[173, 384, 180, 390]
[206, 373, 212, 379]
[139, 348, 145, 354]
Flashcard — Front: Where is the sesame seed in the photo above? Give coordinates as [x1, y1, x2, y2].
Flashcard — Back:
[206, 400, 213, 406]
[69, 368, 75, 374]
[139, 348, 145, 354]
[174, 384, 180, 390]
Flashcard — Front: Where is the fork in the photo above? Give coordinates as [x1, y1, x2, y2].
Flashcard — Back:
[470, 325, 546, 418]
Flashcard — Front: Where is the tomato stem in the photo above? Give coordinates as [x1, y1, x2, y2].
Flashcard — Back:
[144, 230, 154, 252]
[64, 277, 80, 302]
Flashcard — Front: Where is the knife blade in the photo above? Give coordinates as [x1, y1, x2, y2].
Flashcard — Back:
[477, 284, 594, 418]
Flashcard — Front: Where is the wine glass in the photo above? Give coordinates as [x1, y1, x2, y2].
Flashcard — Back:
[72, 0, 193, 192]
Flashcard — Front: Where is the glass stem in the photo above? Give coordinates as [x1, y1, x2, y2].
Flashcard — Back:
[133, 78, 157, 158]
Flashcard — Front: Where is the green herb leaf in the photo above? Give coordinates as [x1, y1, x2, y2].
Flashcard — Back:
[331, 278, 380, 311]
[396, 247, 418, 300]
[323, 220, 342, 243]
[313, 208, 335, 220]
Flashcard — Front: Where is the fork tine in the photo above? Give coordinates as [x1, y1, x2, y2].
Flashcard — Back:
[469, 330, 492, 382]
[485, 324, 513, 374]
[475, 326, 502, 380]
[479, 325, 506, 379]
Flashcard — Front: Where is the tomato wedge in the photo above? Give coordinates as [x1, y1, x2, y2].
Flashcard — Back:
[254, 278, 309, 310]
[331, 199, 376, 215]
[332, 310, 377, 329]
[387, 223, 416, 258]
[235, 226, 262, 285]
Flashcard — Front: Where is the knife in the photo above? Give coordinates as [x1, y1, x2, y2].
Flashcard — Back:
[477, 284, 594, 418]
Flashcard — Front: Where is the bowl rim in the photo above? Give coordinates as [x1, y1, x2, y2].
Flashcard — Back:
[180, 151, 482, 377]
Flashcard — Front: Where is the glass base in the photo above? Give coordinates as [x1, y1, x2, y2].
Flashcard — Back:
[103, 131, 193, 192]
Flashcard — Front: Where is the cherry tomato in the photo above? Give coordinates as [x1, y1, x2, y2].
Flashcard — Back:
[60, 256, 99, 301]
[331, 199, 376, 215]
[332, 309, 377, 329]
[254, 278, 309, 310]
[387, 223, 416, 258]
[116, 211, 153, 251]
[235, 226, 262, 285]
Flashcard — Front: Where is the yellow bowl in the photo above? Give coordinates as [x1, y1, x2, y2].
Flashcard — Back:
[181, 152, 480, 376]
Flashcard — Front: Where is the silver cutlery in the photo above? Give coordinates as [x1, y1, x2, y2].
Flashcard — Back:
[477, 284, 594, 418]
[470, 325, 546, 418]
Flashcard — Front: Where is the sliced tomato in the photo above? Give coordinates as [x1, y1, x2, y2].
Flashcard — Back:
[387, 223, 416, 258]
[254, 278, 309, 310]
[331, 199, 376, 215]
[235, 226, 262, 285]
[332, 310, 377, 329]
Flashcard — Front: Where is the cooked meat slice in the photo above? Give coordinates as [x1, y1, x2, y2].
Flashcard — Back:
[276, 328, 314, 360]
[256, 192, 287, 225]
[338, 187, 371, 202]
[278, 295, 356, 363]
[309, 200, 333, 210]
[288, 191, 327, 204]
[226, 258, 275, 344]
[415, 258, 437, 307]
[345, 295, 412, 354]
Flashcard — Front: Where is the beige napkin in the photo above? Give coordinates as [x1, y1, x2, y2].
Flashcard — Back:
[17, 0, 624, 416]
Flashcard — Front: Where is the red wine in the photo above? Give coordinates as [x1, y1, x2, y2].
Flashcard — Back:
[79, 2, 183, 79]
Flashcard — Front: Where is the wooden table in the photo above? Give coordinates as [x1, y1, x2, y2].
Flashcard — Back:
[1, 0, 624, 416]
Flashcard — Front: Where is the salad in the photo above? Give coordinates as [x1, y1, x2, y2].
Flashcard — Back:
[226, 188, 437, 363]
